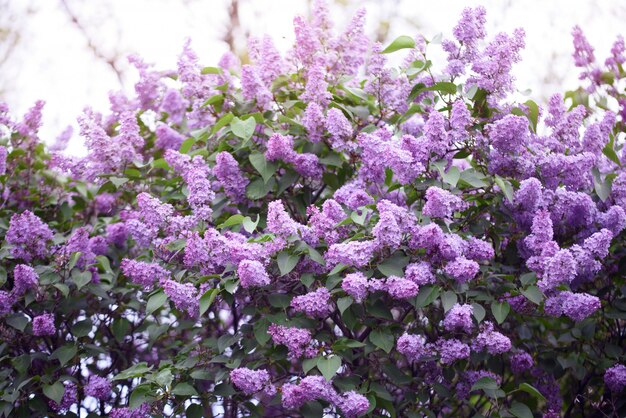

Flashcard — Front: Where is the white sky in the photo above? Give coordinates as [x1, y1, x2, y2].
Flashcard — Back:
[2, 0, 625, 152]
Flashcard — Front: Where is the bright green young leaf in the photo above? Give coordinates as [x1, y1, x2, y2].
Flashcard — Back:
[217, 214, 245, 229]
[382, 35, 415, 53]
[230, 117, 256, 141]
[242, 215, 260, 233]
[603, 141, 621, 166]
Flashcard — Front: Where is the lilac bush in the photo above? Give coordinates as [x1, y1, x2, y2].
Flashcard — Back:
[0, 2, 626, 417]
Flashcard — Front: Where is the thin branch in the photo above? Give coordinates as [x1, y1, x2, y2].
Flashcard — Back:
[59, 0, 124, 85]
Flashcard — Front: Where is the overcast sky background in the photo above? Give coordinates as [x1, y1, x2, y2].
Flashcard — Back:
[1, 0, 625, 152]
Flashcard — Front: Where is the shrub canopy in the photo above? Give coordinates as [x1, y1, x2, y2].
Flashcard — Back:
[1, 2, 626, 417]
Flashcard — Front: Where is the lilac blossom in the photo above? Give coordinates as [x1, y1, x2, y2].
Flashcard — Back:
[230, 368, 276, 397]
[291, 287, 333, 318]
[422, 187, 465, 219]
[443, 303, 474, 333]
[237, 259, 271, 288]
[32, 313, 56, 336]
[473, 321, 512, 354]
[6, 211, 54, 262]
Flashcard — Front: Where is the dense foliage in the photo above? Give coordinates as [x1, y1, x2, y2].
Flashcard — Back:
[1, 3, 626, 417]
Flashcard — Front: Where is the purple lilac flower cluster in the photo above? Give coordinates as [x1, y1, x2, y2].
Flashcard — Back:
[2, 1, 626, 416]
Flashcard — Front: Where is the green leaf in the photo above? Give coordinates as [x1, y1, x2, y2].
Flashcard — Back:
[441, 166, 460, 188]
[415, 285, 440, 308]
[521, 286, 543, 305]
[199, 288, 218, 316]
[268, 293, 291, 308]
[524, 100, 539, 132]
[518, 382, 546, 401]
[43, 381, 65, 404]
[186, 404, 204, 418]
[129, 384, 154, 408]
[303, 357, 318, 374]
[68, 251, 82, 271]
[603, 142, 621, 166]
[319, 152, 344, 167]
[72, 270, 92, 290]
[300, 272, 315, 288]
[242, 215, 260, 234]
[154, 369, 173, 387]
[519, 272, 536, 286]
[113, 362, 152, 381]
[317, 356, 342, 381]
[471, 376, 499, 391]
[592, 167, 613, 202]
[112, 318, 131, 343]
[382, 35, 415, 53]
[210, 112, 234, 136]
[328, 263, 348, 277]
[249, 153, 277, 183]
[491, 301, 510, 324]
[71, 319, 93, 338]
[350, 209, 369, 225]
[460, 169, 489, 188]
[110, 177, 129, 188]
[441, 291, 457, 312]
[218, 214, 245, 229]
[253, 319, 271, 345]
[6, 314, 29, 332]
[509, 402, 533, 418]
[472, 303, 486, 323]
[201, 66, 221, 75]
[277, 251, 300, 276]
[171, 382, 199, 396]
[337, 296, 353, 314]
[495, 175, 514, 203]
[96, 255, 113, 274]
[202, 94, 224, 108]
[378, 254, 410, 277]
[370, 329, 394, 353]
[179, 137, 195, 153]
[246, 177, 275, 200]
[146, 291, 167, 316]
[426, 81, 457, 95]
[54, 283, 70, 297]
[306, 245, 325, 266]
[230, 117, 256, 141]
[51, 344, 76, 366]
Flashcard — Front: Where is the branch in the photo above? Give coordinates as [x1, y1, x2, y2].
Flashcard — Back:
[59, 0, 124, 85]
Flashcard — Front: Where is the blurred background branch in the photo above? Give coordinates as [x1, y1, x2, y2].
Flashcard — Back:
[59, 0, 125, 85]
[0, 0, 625, 145]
